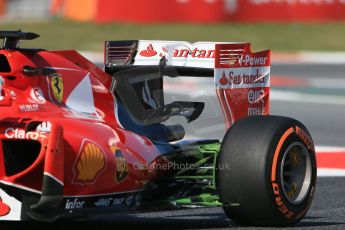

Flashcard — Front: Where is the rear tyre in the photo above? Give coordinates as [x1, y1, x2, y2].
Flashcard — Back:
[216, 115, 316, 226]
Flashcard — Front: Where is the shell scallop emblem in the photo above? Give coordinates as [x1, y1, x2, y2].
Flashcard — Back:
[73, 140, 106, 184]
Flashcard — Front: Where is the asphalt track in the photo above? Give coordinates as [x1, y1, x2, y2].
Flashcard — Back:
[79, 178, 345, 229]
[5, 177, 345, 229]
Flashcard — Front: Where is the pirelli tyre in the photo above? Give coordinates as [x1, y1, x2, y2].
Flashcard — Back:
[216, 115, 317, 226]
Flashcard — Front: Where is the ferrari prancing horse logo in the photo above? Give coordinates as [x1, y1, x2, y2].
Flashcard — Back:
[50, 74, 63, 103]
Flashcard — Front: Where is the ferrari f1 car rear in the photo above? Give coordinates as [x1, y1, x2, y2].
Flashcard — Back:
[0, 31, 316, 226]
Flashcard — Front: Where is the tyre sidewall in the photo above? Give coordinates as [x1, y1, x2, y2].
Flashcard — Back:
[267, 121, 317, 224]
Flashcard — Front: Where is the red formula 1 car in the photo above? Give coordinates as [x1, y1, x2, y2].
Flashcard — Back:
[0, 31, 316, 226]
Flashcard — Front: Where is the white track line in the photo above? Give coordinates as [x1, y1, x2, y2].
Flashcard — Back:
[271, 90, 345, 105]
[317, 168, 345, 177]
[316, 146, 345, 153]
[299, 52, 345, 64]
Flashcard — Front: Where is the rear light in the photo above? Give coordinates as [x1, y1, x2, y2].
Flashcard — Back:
[105, 40, 138, 67]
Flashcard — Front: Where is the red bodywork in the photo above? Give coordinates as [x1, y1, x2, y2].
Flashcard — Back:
[0, 49, 162, 197]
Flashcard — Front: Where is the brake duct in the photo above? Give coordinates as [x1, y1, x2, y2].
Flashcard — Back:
[28, 122, 64, 221]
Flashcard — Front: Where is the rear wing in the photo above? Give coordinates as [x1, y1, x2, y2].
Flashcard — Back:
[214, 43, 270, 127]
[105, 40, 226, 68]
[105, 40, 270, 128]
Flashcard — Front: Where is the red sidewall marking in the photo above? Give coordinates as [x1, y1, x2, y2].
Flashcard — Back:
[271, 127, 294, 182]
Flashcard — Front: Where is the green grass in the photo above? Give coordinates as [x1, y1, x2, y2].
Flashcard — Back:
[1, 19, 345, 52]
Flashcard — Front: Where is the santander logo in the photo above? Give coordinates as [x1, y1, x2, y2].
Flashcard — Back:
[139, 43, 216, 59]
[219, 72, 228, 86]
[139, 44, 158, 57]
[218, 69, 267, 87]
[0, 196, 10, 217]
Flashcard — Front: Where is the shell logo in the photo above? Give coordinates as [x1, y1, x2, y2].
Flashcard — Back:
[73, 140, 106, 184]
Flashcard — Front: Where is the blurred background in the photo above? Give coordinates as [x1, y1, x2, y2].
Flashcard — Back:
[1, 0, 345, 159]
[1, 0, 345, 226]
[1, 0, 345, 51]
